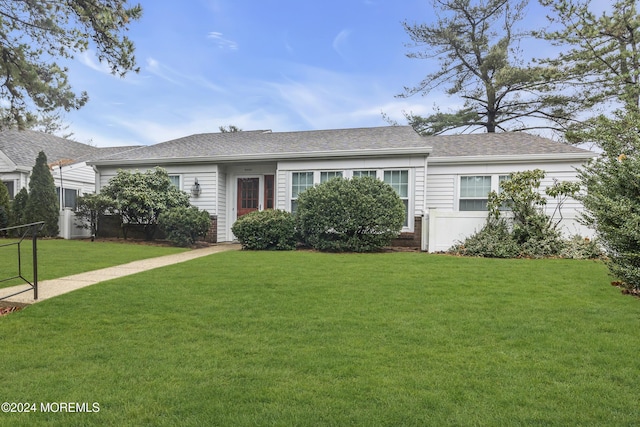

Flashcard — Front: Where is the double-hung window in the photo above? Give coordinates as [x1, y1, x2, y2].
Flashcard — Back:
[384, 170, 409, 227]
[459, 175, 511, 211]
[56, 187, 78, 209]
[459, 176, 491, 211]
[291, 172, 314, 213]
[168, 175, 181, 190]
[352, 170, 377, 178]
[320, 171, 343, 183]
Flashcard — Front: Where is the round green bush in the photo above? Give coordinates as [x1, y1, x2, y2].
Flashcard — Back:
[158, 206, 211, 247]
[231, 209, 296, 250]
[295, 176, 406, 252]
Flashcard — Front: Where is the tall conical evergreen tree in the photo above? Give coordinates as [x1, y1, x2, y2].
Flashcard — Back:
[26, 151, 59, 236]
[0, 181, 9, 230]
[11, 187, 28, 227]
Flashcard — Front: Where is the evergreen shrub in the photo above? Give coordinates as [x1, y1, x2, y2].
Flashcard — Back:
[231, 209, 296, 250]
[158, 206, 211, 247]
[577, 112, 640, 288]
[295, 176, 405, 252]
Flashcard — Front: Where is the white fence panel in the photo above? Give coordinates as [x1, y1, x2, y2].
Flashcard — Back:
[425, 209, 595, 253]
[426, 210, 486, 252]
[58, 209, 92, 239]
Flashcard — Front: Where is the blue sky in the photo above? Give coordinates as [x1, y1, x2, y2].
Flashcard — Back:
[61, 0, 605, 147]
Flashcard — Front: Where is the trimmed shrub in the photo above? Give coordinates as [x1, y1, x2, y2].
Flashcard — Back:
[158, 206, 211, 247]
[231, 209, 296, 250]
[295, 176, 405, 252]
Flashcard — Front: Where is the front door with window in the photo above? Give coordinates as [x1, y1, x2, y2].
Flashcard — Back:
[237, 178, 260, 217]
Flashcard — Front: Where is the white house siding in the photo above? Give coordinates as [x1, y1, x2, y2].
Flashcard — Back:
[413, 166, 427, 217]
[425, 174, 456, 210]
[423, 158, 593, 252]
[50, 162, 96, 239]
[52, 162, 96, 196]
[217, 169, 226, 242]
[276, 169, 288, 211]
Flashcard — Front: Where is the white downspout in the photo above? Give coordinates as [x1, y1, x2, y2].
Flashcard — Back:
[91, 164, 101, 193]
[421, 155, 429, 252]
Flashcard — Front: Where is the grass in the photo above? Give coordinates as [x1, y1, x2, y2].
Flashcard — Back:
[0, 239, 186, 289]
[1, 251, 638, 426]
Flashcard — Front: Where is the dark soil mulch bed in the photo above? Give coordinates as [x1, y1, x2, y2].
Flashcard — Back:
[0, 301, 29, 317]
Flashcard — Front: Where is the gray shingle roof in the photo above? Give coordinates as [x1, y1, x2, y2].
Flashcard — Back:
[89, 126, 595, 165]
[0, 129, 140, 167]
[94, 126, 428, 163]
[427, 132, 591, 157]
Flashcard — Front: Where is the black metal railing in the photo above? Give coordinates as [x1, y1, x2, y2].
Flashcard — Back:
[0, 222, 45, 301]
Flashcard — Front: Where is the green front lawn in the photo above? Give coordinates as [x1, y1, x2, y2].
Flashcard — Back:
[1, 251, 638, 426]
[0, 239, 186, 288]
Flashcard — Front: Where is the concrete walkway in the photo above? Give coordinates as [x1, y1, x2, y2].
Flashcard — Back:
[2, 243, 241, 305]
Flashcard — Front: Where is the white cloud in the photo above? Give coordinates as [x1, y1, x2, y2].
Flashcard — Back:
[191, 75, 226, 93]
[78, 50, 114, 75]
[67, 122, 142, 147]
[105, 107, 292, 145]
[144, 57, 225, 92]
[332, 29, 352, 61]
[145, 57, 183, 86]
[207, 32, 239, 50]
[67, 57, 436, 147]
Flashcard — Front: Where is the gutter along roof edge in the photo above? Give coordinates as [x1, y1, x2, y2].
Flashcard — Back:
[88, 146, 434, 166]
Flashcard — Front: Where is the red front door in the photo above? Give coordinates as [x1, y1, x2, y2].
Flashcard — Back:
[237, 178, 260, 217]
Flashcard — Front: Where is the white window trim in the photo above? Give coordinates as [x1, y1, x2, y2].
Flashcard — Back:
[319, 170, 344, 183]
[349, 170, 378, 179]
[56, 186, 80, 210]
[168, 174, 182, 190]
[290, 171, 315, 212]
[457, 174, 510, 211]
[382, 169, 412, 230]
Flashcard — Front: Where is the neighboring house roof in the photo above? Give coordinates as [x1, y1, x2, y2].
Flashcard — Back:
[89, 126, 596, 166]
[0, 129, 141, 170]
[88, 146, 144, 162]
